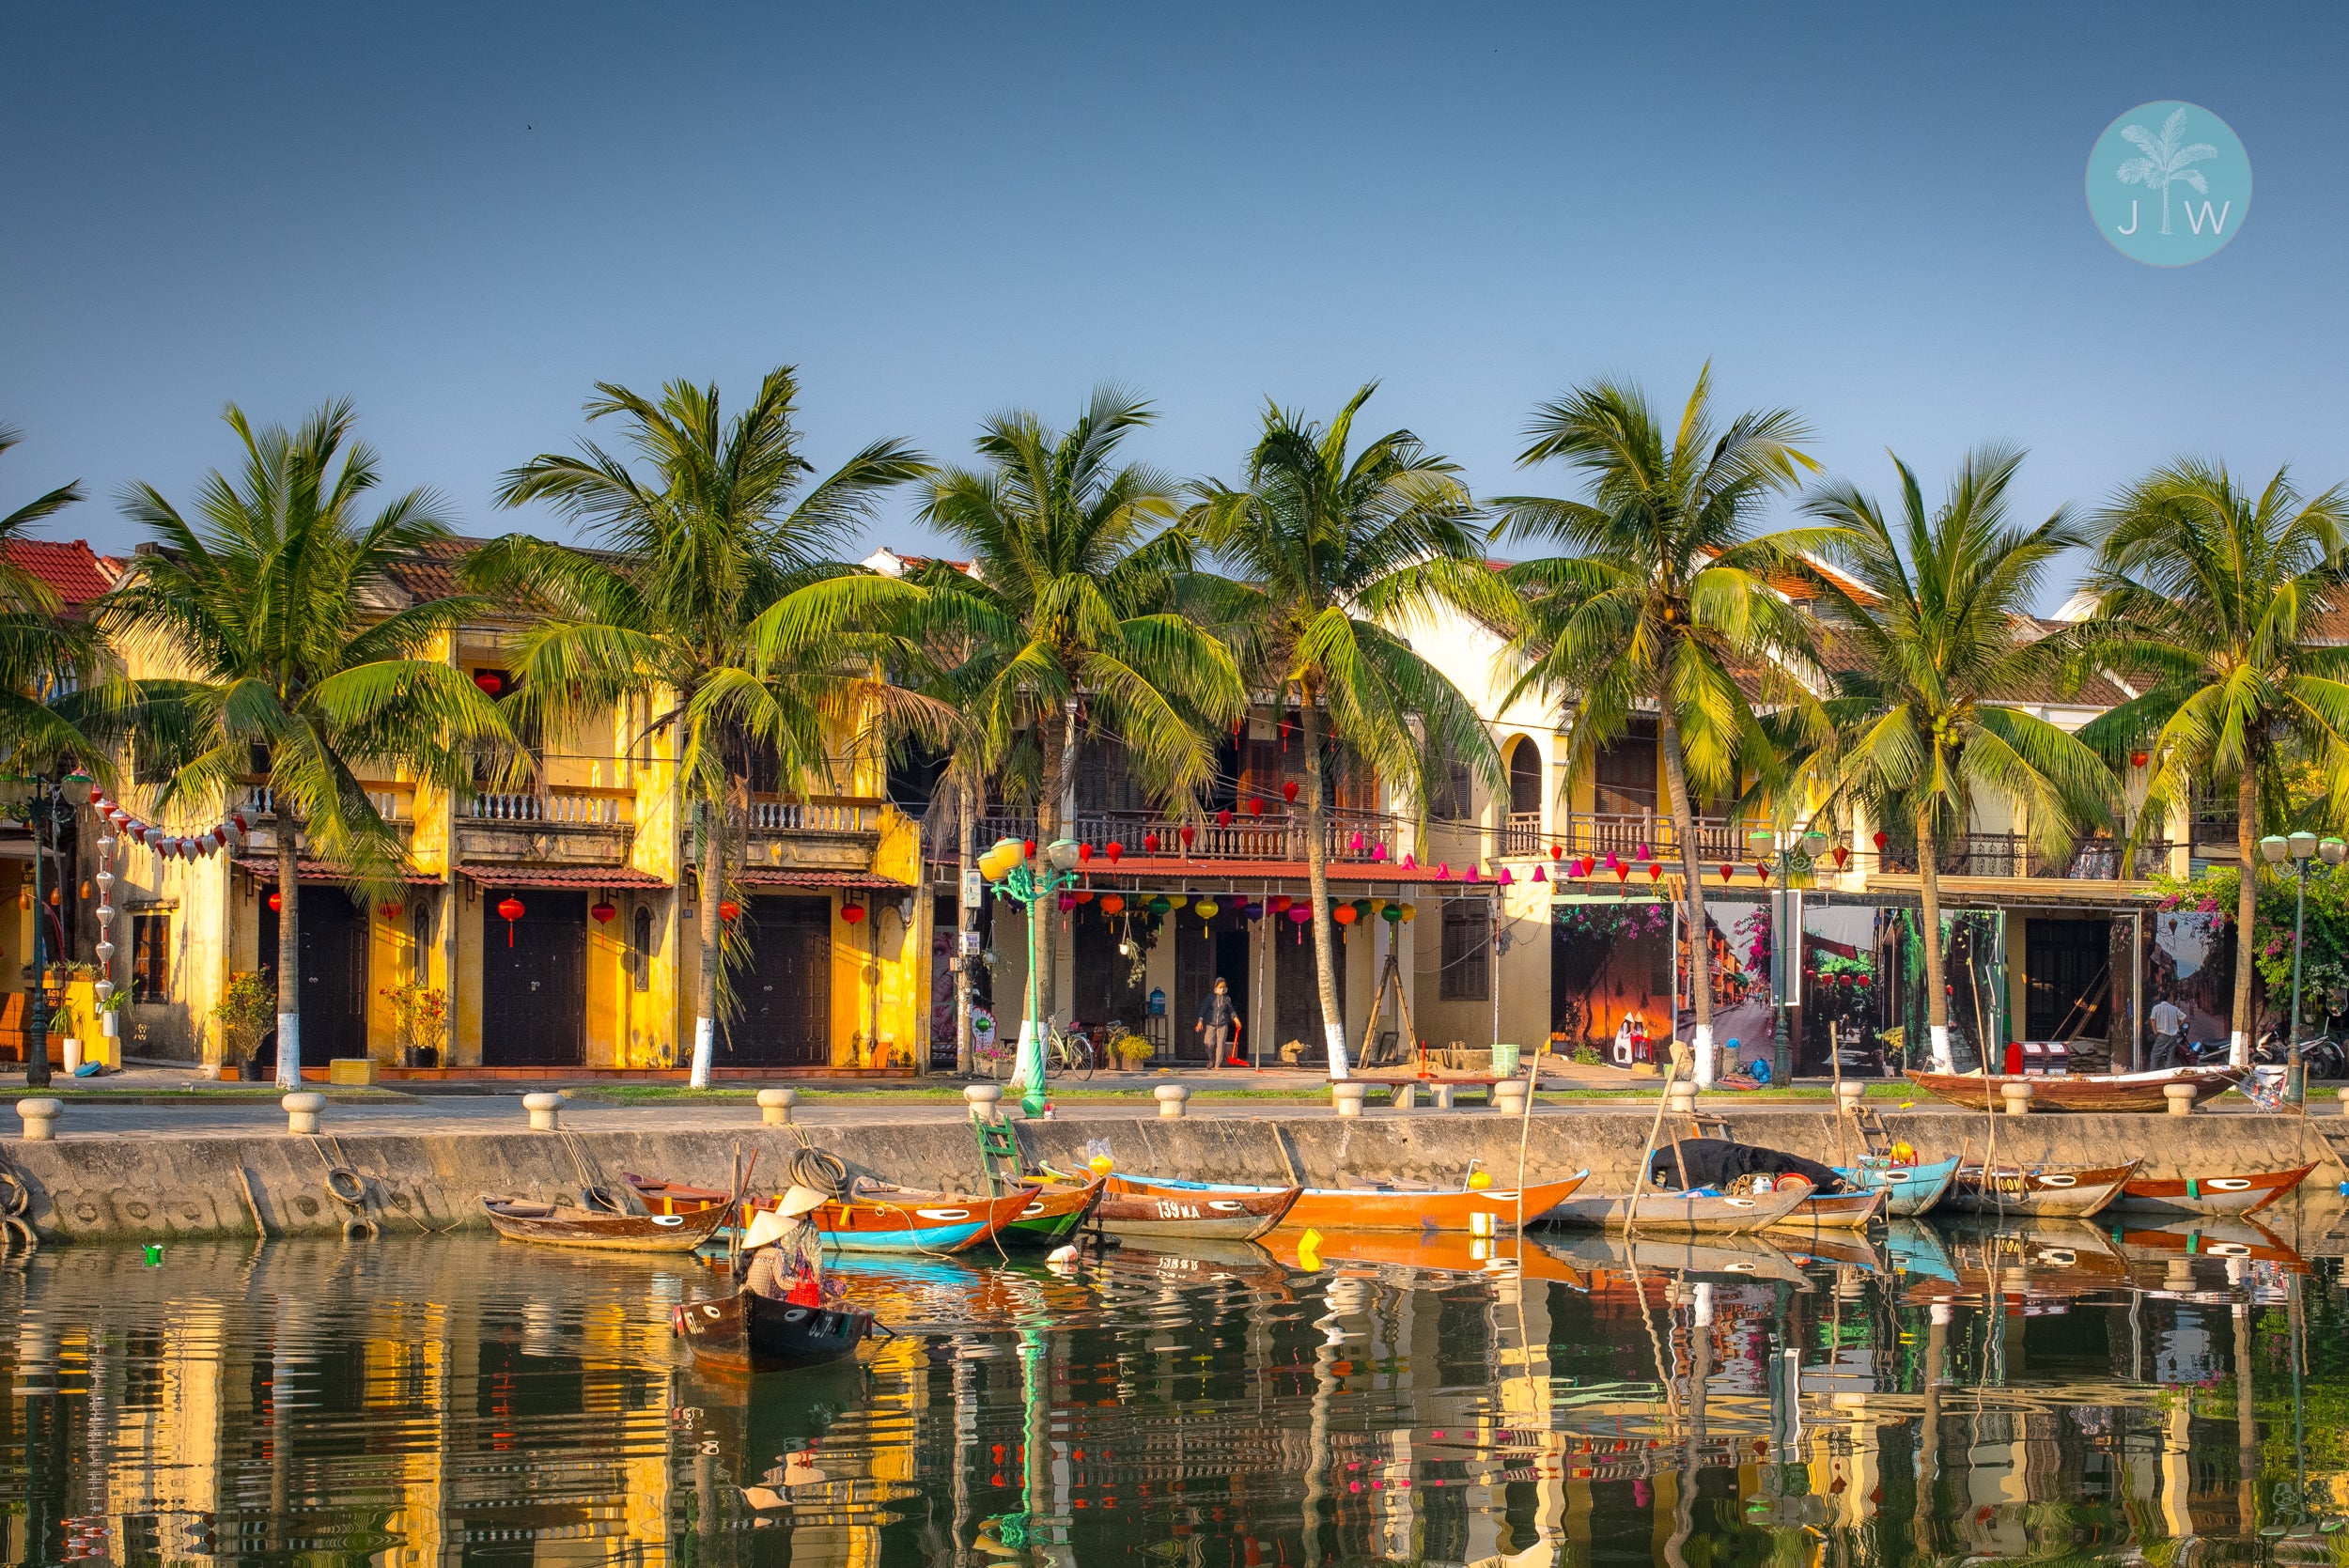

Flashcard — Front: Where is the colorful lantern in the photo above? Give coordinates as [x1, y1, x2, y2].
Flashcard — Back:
[1148, 895, 1172, 915]
[1272, 893, 1293, 912]
[1072, 888, 1094, 904]
[1550, 844, 1563, 861]
[1193, 899, 1220, 922]
[380, 903, 402, 923]
[1333, 904, 1357, 925]
[1286, 906, 1311, 923]
[1832, 845, 1850, 868]
[1719, 864, 1735, 881]
[472, 670, 504, 695]
[1647, 863, 1662, 882]
[1283, 780, 1299, 802]
[1105, 840, 1124, 863]
[1380, 904, 1402, 923]
[1178, 823, 1195, 849]
[2130, 749, 2149, 768]
[1249, 798, 1265, 817]
[1400, 852, 1416, 870]
[1872, 831, 1888, 852]
[841, 903, 867, 924]
[1371, 843, 1389, 862]
[496, 894, 524, 945]
[1057, 892, 1076, 912]
[1398, 903, 1417, 923]
[1078, 842, 1094, 863]
[268, 891, 282, 912]
[1216, 808, 1233, 828]
[1532, 865, 1547, 883]
[1022, 838, 1036, 860]
[1143, 831, 1160, 854]
[1099, 893, 1125, 915]
[591, 900, 617, 924]
[720, 900, 741, 922]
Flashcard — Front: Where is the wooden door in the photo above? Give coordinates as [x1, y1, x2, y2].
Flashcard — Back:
[2025, 918, 2111, 1041]
[1273, 922, 1346, 1063]
[481, 891, 586, 1066]
[736, 896, 832, 1066]
[257, 890, 368, 1071]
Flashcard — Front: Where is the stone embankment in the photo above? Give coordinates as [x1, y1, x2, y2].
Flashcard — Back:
[3, 1101, 2344, 1247]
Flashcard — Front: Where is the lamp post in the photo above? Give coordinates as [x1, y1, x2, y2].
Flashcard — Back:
[1748, 824, 1830, 1088]
[979, 835, 1084, 1116]
[2262, 831, 2344, 1107]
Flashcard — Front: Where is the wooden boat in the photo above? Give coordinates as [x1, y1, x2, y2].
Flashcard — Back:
[745, 1183, 1037, 1254]
[1902, 1218, 2131, 1307]
[1096, 1183, 1299, 1241]
[2116, 1215, 2309, 1271]
[1097, 1170, 1589, 1233]
[1001, 1177, 1105, 1245]
[2115, 1162, 2314, 1216]
[1943, 1158, 2139, 1218]
[1904, 1063, 2243, 1113]
[1831, 1156, 1960, 1218]
[1770, 1188, 1889, 1231]
[623, 1172, 733, 1215]
[1774, 1232, 1889, 1273]
[483, 1193, 733, 1253]
[1543, 1182, 1814, 1234]
[672, 1289, 872, 1374]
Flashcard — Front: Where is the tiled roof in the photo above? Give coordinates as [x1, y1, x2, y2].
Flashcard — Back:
[458, 864, 669, 890]
[1074, 858, 1493, 888]
[733, 868, 910, 889]
[5, 539, 119, 606]
[231, 857, 443, 885]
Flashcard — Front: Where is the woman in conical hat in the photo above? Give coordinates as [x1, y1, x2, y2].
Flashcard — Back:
[742, 1186, 829, 1306]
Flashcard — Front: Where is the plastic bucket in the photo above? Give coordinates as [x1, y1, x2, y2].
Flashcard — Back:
[1492, 1042, 1521, 1077]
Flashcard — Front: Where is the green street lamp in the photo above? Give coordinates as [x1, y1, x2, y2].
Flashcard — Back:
[981, 835, 1086, 1115]
[2259, 831, 2335, 1106]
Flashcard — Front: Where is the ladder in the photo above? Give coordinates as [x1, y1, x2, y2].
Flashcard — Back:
[972, 1115, 1023, 1196]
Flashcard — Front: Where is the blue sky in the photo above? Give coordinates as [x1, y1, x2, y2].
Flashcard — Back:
[2, 4, 2336, 599]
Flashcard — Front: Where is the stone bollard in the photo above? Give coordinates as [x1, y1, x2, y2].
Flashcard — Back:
[522, 1091, 564, 1131]
[1835, 1081, 1866, 1117]
[14, 1098, 61, 1142]
[2164, 1081, 2200, 1117]
[2335, 1086, 2349, 1116]
[964, 1084, 1003, 1123]
[281, 1092, 325, 1135]
[2000, 1080, 2033, 1116]
[1155, 1084, 1191, 1119]
[1393, 1081, 1419, 1111]
[1493, 1080, 1530, 1117]
[1331, 1082, 1368, 1118]
[1664, 1081, 1698, 1115]
[757, 1088, 798, 1126]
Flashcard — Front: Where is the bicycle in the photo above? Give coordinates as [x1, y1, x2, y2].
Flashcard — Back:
[1042, 1021, 1097, 1080]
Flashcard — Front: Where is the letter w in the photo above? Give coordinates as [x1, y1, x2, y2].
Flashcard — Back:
[2184, 200, 2232, 236]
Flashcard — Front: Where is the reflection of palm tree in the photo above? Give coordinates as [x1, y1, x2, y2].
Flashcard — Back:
[2116, 107, 2217, 236]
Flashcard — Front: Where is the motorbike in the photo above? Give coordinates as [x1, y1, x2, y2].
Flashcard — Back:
[2254, 1027, 2347, 1080]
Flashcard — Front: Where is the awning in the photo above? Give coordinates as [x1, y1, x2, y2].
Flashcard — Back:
[234, 856, 443, 885]
[1073, 857, 1472, 886]
[457, 864, 670, 891]
[732, 868, 911, 891]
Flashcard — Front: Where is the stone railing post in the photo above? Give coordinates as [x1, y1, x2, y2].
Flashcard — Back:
[2164, 1082, 2199, 1117]
[523, 1091, 564, 1131]
[14, 1098, 61, 1142]
[758, 1088, 798, 1126]
[1331, 1082, 1368, 1119]
[281, 1092, 324, 1135]
[965, 1084, 1003, 1123]
[1154, 1084, 1190, 1119]
[2000, 1081, 2032, 1116]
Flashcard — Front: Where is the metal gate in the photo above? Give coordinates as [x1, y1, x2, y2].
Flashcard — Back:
[733, 896, 832, 1066]
[481, 891, 586, 1066]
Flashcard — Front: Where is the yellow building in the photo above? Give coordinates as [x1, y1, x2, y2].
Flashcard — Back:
[41, 537, 930, 1079]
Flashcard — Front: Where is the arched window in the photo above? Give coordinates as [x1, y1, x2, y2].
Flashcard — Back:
[1504, 740, 1544, 853]
[631, 905, 653, 992]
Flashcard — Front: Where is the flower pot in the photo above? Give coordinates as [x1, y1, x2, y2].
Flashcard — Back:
[61, 1038, 82, 1074]
[217, 1063, 242, 1082]
[100, 1013, 118, 1038]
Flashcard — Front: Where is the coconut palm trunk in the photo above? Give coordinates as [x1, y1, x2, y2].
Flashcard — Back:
[274, 825, 303, 1089]
[956, 774, 978, 1076]
[691, 799, 725, 1086]
[1299, 691, 1348, 1078]
[1916, 811, 1953, 1072]
[2231, 764, 2260, 1064]
[1657, 697, 1718, 1082]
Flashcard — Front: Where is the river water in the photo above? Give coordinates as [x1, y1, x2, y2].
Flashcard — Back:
[0, 1214, 2341, 1565]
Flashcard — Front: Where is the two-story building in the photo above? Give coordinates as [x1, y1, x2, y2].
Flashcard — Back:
[13, 537, 932, 1080]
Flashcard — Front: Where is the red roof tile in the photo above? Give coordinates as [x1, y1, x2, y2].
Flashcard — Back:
[232, 857, 443, 885]
[733, 868, 909, 889]
[457, 864, 669, 890]
[5, 540, 117, 606]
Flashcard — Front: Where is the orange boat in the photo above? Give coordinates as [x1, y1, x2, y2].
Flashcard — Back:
[1103, 1169, 1589, 1232]
[2116, 1163, 2314, 1216]
[745, 1182, 1037, 1254]
[1260, 1227, 1589, 1286]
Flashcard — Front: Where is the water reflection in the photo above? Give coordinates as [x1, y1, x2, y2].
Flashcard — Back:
[0, 1205, 2343, 1565]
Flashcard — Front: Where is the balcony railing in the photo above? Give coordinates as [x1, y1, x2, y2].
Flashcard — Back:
[748, 797, 881, 835]
[1876, 833, 2175, 879]
[467, 787, 631, 827]
[1553, 811, 1756, 862]
[950, 806, 1399, 866]
[240, 781, 412, 823]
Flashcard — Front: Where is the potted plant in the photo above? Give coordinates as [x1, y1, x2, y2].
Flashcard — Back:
[210, 970, 274, 1081]
[1113, 1032, 1153, 1071]
[380, 981, 446, 1068]
[49, 1001, 81, 1076]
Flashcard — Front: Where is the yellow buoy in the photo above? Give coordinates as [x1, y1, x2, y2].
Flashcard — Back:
[1088, 1154, 1113, 1176]
[1467, 1170, 1492, 1190]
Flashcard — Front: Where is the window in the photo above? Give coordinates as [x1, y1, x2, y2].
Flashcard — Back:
[1431, 759, 1474, 821]
[131, 913, 171, 1002]
[1439, 897, 1489, 1001]
[631, 906, 653, 992]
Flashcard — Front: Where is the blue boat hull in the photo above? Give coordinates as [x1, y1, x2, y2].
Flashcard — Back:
[1833, 1156, 1959, 1218]
[817, 1221, 993, 1253]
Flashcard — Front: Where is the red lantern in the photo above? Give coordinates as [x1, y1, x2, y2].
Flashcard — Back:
[719, 900, 741, 922]
[1022, 838, 1036, 860]
[1647, 862, 1662, 882]
[1282, 780, 1299, 802]
[1550, 845, 1563, 861]
[1871, 831, 1888, 852]
[496, 894, 524, 946]
[1072, 889, 1093, 904]
[1105, 840, 1124, 862]
[841, 903, 866, 925]
[591, 900, 617, 924]
[2130, 749, 2149, 768]
[1856, 973, 1872, 988]
[1143, 831, 1160, 854]
[1249, 798, 1264, 817]
[1216, 808, 1233, 828]
[47, 886, 60, 906]
[1719, 864, 1735, 882]
[1272, 893, 1293, 912]
[1078, 842, 1094, 862]
[1333, 905, 1358, 925]
[87, 784, 101, 805]
[1579, 856, 1596, 877]
[230, 812, 249, 833]
[268, 891, 282, 912]
[1832, 845, 1850, 868]
[1178, 823, 1195, 849]
[1755, 862, 1772, 880]
[473, 670, 504, 695]
[1099, 893, 1125, 915]
[380, 903, 402, 923]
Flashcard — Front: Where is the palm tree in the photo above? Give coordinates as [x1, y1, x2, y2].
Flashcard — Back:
[474, 368, 943, 1087]
[1794, 446, 2116, 1072]
[2078, 460, 2349, 1064]
[2115, 106, 2217, 237]
[915, 387, 1242, 1092]
[1190, 383, 1501, 1079]
[108, 402, 513, 1088]
[0, 427, 112, 766]
[1493, 367, 1818, 1085]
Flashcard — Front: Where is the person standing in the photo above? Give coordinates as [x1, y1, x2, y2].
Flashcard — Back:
[2150, 996, 2188, 1068]
[1196, 977, 1240, 1071]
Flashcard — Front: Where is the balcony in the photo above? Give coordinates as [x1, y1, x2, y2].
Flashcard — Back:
[469, 788, 631, 826]
[1552, 811, 1756, 862]
[458, 785, 634, 868]
[942, 806, 1399, 867]
[1876, 832, 2176, 880]
[748, 796, 881, 835]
